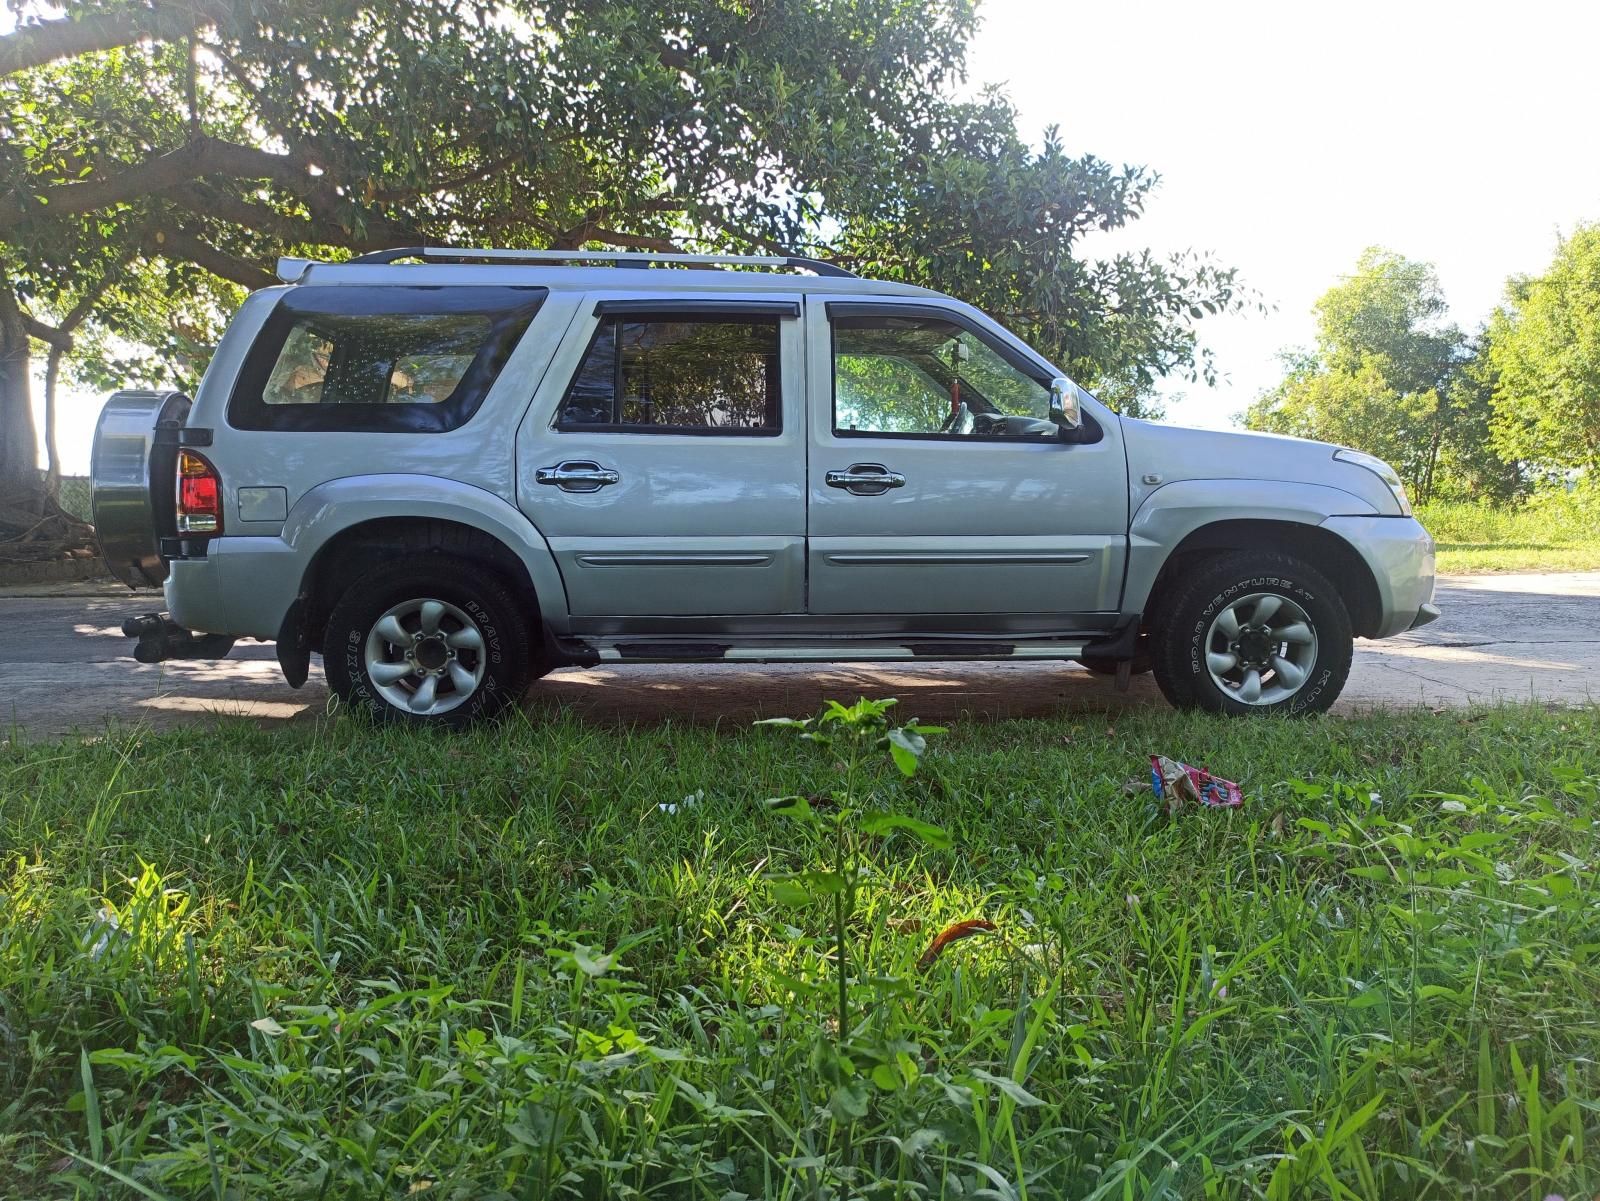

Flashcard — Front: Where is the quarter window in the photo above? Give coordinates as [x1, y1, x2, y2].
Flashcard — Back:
[230, 287, 544, 433]
[833, 313, 1054, 439]
[558, 316, 780, 433]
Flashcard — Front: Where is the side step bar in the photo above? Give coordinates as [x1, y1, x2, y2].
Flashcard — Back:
[121, 613, 236, 663]
[557, 638, 1089, 665]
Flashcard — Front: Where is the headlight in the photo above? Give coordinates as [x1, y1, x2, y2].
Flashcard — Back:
[1333, 449, 1411, 515]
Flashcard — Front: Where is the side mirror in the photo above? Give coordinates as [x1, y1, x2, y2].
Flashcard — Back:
[1049, 377, 1082, 431]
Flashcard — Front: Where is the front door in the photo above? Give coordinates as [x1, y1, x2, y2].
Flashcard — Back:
[805, 301, 1128, 623]
[517, 292, 806, 618]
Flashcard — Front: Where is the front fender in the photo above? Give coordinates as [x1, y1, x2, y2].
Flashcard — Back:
[1124, 478, 1378, 611]
[208, 474, 570, 639]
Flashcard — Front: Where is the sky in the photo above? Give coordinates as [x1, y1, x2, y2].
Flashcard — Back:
[24, 0, 1600, 473]
[964, 0, 1600, 427]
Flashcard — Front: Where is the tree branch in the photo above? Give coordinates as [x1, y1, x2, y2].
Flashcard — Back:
[21, 313, 71, 351]
[167, 184, 405, 252]
[148, 228, 276, 290]
[586, 227, 683, 253]
[0, 0, 234, 77]
[0, 141, 207, 228]
[204, 43, 351, 177]
[369, 154, 522, 205]
[0, 136, 391, 243]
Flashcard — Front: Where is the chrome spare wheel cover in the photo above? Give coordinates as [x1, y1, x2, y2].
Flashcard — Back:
[1203, 591, 1319, 706]
[90, 390, 192, 588]
[364, 597, 487, 716]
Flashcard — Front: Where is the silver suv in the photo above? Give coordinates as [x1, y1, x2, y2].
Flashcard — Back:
[91, 247, 1438, 725]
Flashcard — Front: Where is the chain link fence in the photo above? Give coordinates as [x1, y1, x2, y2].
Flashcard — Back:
[52, 475, 93, 522]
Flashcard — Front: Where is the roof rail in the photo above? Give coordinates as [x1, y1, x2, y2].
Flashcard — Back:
[337, 245, 857, 278]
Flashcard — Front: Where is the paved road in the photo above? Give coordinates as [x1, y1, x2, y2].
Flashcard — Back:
[1, 573, 1595, 740]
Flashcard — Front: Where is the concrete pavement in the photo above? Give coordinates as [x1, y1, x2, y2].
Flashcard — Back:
[1, 573, 1594, 740]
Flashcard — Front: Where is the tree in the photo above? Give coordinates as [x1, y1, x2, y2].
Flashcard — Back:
[0, 0, 971, 511]
[1243, 248, 1518, 503]
[1486, 223, 1600, 478]
[1, 0, 1247, 540]
[835, 108, 1250, 418]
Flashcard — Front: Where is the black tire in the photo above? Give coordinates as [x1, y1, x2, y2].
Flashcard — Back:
[1151, 551, 1352, 716]
[323, 556, 531, 727]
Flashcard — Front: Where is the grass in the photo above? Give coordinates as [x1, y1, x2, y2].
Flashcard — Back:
[2, 703, 1598, 1199]
[1420, 490, 1600, 574]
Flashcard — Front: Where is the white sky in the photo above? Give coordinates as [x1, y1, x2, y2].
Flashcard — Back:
[26, 0, 1600, 473]
[966, 0, 1600, 426]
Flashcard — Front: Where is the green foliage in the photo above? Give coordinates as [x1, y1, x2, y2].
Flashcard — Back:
[759, 698, 948, 1070]
[3, 705, 1599, 1197]
[838, 122, 1252, 417]
[1243, 248, 1521, 504]
[1417, 484, 1600, 573]
[1486, 222, 1600, 476]
[1311, 248, 1456, 393]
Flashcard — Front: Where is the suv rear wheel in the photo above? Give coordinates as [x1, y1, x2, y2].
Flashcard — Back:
[324, 558, 529, 726]
[1151, 551, 1352, 716]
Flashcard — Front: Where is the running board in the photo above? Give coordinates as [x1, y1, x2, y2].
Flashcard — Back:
[557, 637, 1090, 665]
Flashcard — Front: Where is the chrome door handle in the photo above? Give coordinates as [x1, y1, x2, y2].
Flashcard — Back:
[825, 463, 906, 495]
[535, 460, 620, 492]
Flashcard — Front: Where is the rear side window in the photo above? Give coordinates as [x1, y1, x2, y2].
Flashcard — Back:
[557, 315, 780, 433]
[229, 286, 545, 432]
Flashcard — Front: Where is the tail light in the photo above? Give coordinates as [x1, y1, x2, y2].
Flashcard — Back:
[176, 449, 223, 535]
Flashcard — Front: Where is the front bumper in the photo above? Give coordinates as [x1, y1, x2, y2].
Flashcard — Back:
[1409, 602, 1441, 630]
[1319, 515, 1437, 639]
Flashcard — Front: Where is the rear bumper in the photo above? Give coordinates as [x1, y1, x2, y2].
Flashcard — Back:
[165, 536, 303, 639]
[1319, 515, 1437, 639]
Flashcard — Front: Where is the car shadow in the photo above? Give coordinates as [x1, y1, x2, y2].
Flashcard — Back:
[529, 661, 1163, 726]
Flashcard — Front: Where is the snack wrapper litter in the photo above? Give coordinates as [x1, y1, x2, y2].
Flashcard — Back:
[1150, 755, 1243, 812]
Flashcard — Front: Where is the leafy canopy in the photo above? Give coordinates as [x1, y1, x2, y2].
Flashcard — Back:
[0, 0, 1250, 500]
[1486, 223, 1600, 477]
[1243, 248, 1519, 503]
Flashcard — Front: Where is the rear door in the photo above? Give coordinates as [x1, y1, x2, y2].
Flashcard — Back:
[805, 300, 1127, 623]
[516, 292, 806, 618]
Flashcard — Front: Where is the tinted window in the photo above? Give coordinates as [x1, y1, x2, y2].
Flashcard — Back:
[833, 314, 1053, 438]
[559, 316, 780, 433]
[230, 287, 544, 432]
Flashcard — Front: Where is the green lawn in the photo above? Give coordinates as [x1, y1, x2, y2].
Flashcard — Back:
[3, 704, 1598, 1199]
[1420, 495, 1600, 575]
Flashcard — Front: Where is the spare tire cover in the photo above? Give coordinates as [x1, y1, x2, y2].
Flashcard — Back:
[90, 390, 192, 588]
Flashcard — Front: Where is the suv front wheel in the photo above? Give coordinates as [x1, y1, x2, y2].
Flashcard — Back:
[324, 558, 530, 726]
[1151, 551, 1353, 716]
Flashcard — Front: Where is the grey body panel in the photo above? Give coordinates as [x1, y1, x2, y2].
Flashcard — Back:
[166, 476, 568, 639]
[514, 290, 807, 616]
[1320, 515, 1437, 637]
[1125, 477, 1381, 611]
[804, 296, 1128, 617]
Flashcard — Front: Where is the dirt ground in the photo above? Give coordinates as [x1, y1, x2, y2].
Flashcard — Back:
[2, 572, 1595, 740]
